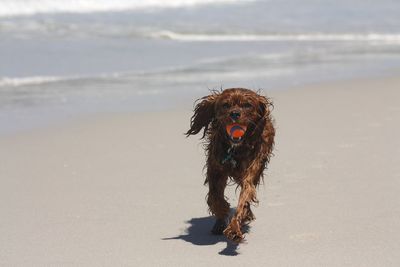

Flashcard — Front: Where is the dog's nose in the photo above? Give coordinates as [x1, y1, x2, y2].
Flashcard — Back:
[230, 111, 241, 121]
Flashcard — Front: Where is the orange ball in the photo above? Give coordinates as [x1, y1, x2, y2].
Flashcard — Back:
[226, 124, 247, 139]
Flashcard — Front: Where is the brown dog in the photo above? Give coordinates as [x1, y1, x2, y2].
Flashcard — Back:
[186, 88, 275, 242]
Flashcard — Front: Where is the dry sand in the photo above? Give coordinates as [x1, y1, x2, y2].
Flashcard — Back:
[1, 75, 400, 266]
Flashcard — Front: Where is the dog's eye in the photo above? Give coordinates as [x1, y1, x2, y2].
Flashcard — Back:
[243, 103, 252, 109]
[222, 103, 230, 109]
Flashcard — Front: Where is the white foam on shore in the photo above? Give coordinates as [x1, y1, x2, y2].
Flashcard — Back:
[152, 31, 400, 43]
[0, 0, 252, 17]
[0, 76, 65, 87]
[2, 19, 399, 46]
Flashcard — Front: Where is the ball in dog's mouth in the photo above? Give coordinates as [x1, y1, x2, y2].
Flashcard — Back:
[226, 123, 247, 143]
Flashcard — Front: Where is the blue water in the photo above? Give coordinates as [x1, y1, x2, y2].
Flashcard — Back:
[0, 0, 400, 133]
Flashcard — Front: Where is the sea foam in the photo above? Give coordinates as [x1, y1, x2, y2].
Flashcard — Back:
[0, 0, 251, 17]
[152, 31, 400, 44]
[0, 76, 66, 87]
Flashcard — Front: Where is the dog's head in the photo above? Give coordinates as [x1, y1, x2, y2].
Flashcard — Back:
[186, 88, 272, 144]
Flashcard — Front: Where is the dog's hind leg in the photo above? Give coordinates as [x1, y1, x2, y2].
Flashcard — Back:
[242, 202, 256, 225]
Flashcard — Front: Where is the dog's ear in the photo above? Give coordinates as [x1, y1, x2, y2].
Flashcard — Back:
[186, 93, 218, 139]
[257, 94, 273, 120]
[256, 93, 275, 160]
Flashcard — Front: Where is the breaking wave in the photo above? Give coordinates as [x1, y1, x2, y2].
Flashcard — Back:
[0, 0, 252, 17]
[151, 31, 400, 43]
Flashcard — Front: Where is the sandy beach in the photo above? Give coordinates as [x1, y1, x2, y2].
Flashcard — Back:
[1, 75, 400, 266]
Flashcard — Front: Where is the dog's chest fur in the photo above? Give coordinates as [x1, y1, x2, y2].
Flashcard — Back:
[214, 141, 258, 181]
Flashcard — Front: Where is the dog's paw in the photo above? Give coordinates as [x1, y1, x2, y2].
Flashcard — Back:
[211, 218, 227, 235]
[223, 218, 244, 243]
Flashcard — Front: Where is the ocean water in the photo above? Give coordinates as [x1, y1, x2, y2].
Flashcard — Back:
[1, 0, 400, 133]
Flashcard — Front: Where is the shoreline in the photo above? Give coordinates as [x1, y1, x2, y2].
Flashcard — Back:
[1, 70, 400, 137]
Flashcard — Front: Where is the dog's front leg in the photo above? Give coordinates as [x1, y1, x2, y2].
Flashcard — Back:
[206, 167, 230, 235]
[224, 162, 262, 242]
[223, 180, 257, 242]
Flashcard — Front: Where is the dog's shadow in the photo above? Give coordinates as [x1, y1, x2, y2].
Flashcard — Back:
[162, 209, 250, 256]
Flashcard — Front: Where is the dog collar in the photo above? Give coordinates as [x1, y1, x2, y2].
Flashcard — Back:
[221, 147, 237, 168]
